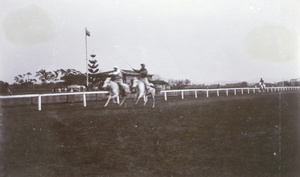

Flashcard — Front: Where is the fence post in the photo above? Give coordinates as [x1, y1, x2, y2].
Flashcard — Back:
[164, 92, 167, 101]
[241, 89, 243, 95]
[181, 91, 184, 99]
[83, 93, 86, 107]
[217, 90, 219, 96]
[234, 89, 236, 95]
[226, 89, 228, 96]
[195, 91, 197, 98]
[206, 90, 209, 98]
[248, 88, 250, 94]
[253, 89, 255, 93]
[38, 95, 42, 111]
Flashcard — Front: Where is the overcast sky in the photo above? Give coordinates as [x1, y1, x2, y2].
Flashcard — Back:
[1, 0, 300, 84]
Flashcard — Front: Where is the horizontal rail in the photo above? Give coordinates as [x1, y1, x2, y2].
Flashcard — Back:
[0, 94, 40, 99]
[0, 91, 109, 111]
[161, 87, 300, 100]
[0, 91, 109, 99]
[1, 86, 300, 109]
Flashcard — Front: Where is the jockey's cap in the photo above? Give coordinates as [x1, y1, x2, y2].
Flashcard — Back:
[141, 63, 145, 67]
[113, 66, 118, 69]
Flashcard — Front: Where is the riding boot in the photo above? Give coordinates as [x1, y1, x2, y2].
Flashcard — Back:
[122, 88, 126, 96]
[119, 84, 126, 96]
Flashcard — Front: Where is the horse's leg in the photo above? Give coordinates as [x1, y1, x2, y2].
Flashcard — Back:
[119, 96, 127, 106]
[111, 95, 119, 103]
[104, 95, 112, 107]
[117, 96, 120, 104]
[143, 95, 148, 106]
[135, 93, 143, 105]
[152, 92, 155, 108]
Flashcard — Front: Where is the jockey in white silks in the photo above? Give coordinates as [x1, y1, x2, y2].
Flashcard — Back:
[132, 63, 151, 90]
[109, 66, 126, 94]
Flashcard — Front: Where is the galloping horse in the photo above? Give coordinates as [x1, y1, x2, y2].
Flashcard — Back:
[132, 77, 155, 108]
[258, 81, 266, 93]
[102, 77, 130, 107]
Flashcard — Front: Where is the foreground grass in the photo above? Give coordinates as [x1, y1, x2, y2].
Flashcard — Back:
[1, 92, 300, 176]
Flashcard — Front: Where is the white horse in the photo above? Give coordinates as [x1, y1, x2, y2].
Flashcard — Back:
[102, 77, 130, 107]
[132, 77, 155, 108]
[258, 81, 266, 93]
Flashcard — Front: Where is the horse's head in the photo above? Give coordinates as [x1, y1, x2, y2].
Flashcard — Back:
[102, 77, 111, 88]
[132, 77, 139, 87]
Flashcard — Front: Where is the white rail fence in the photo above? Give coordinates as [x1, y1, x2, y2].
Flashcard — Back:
[1, 87, 300, 110]
[0, 91, 109, 111]
[161, 87, 300, 101]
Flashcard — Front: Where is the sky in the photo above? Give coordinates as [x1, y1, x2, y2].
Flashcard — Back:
[0, 0, 300, 84]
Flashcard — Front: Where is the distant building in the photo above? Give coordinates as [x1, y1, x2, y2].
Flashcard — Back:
[150, 80, 169, 91]
[290, 78, 300, 86]
[290, 78, 300, 82]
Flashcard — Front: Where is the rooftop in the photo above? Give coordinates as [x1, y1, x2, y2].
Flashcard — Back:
[96, 69, 154, 76]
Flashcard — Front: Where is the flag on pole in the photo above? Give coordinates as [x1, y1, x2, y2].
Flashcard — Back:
[85, 29, 90, 36]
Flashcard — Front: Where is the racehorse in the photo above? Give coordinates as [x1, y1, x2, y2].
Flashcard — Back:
[132, 77, 155, 108]
[102, 77, 130, 107]
[258, 81, 266, 93]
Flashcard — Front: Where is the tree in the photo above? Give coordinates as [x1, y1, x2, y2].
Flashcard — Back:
[26, 72, 32, 82]
[283, 81, 290, 86]
[241, 81, 248, 87]
[88, 56, 100, 86]
[54, 69, 66, 83]
[168, 79, 191, 89]
[25, 72, 36, 87]
[14, 73, 37, 87]
[35, 69, 56, 83]
[0, 81, 9, 93]
[14, 74, 26, 84]
[14, 76, 20, 84]
[61, 69, 86, 85]
[184, 79, 191, 85]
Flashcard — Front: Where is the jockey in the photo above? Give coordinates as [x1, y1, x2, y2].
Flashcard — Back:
[132, 63, 151, 90]
[259, 78, 266, 91]
[109, 66, 126, 94]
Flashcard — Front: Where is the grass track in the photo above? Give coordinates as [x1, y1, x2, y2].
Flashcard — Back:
[1, 91, 300, 176]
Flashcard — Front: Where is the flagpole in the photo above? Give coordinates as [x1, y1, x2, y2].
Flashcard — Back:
[85, 28, 88, 87]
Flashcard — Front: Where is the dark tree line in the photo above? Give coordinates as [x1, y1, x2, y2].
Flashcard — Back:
[13, 69, 88, 86]
[168, 79, 191, 89]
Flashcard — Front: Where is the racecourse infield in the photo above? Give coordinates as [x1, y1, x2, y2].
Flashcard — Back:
[1, 91, 300, 176]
